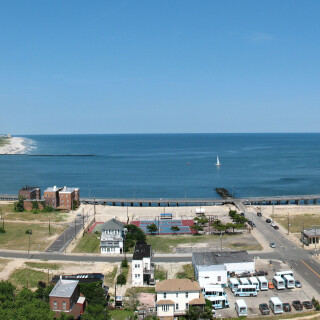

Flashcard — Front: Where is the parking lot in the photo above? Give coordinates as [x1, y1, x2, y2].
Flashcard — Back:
[216, 259, 319, 318]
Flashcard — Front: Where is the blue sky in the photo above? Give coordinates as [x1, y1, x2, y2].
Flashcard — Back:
[0, 0, 319, 134]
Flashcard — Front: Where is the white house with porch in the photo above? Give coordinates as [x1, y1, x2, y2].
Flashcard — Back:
[100, 218, 126, 254]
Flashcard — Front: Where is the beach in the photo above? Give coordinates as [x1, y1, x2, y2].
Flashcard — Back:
[0, 137, 26, 154]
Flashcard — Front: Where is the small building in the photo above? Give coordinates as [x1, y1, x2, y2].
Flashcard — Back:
[49, 278, 86, 318]
[155, 279, 205, 319]
[132, 242, 155, 286]
[192, 251, 255, 287]
[100, 218, 126, 254]
[301, 228, 320, 246]
[19, 185, 41, 200]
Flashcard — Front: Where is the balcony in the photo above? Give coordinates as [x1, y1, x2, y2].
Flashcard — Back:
[143, 266, 155, 275]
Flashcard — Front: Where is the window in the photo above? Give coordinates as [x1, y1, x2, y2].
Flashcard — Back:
[176, 293, 178, 298]
[176, 303, 179, 310]
[185, 292, 188, 298]
[186, 303, 189, 310]
[53, 301, 57, 309]
[62, 301, 66, 310]
[135, 264, 140, 268]
[163, 293, 166, 299]
[217, 276, 221, 281]
[135, 274, 140, 278]
[162, 305, 169, 312]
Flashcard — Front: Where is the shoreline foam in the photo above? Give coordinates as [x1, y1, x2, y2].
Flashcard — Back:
[0, 137, 27, 154]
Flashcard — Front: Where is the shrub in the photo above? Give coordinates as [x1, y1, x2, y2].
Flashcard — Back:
[121, 259, 128, 268]
[116, 273, 126, 286]
[0, 227, 6, 234]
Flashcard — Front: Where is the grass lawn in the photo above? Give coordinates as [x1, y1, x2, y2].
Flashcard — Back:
[109, 309, 134, 320]
[105, 266, 118, 286]
[0, 222, 65, 251]
[3, 204, 68, 222]
[146, 233, 261, 253]
[25, 262, 61, 270]
[275, 214, 320, 233]
[72, 234, 100, 253]
[125, 286, 155, 296]
[155, 266, 166, 281]
[9, 268, 48, 288]
[177, 264, 194, 279]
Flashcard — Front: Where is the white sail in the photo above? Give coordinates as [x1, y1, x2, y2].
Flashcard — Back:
[215, 156, 221, 166]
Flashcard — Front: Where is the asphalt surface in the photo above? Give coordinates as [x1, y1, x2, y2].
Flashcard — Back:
[45, 217, 85, 252]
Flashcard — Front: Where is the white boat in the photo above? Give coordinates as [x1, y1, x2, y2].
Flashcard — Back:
[215, 156, 221, 166]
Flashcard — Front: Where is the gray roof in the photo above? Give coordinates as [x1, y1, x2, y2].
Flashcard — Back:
[49, 279, 79, 298]
[193, 251, 253, 266]
[101, 218, 124, 231]
[302, 228, 320, 237]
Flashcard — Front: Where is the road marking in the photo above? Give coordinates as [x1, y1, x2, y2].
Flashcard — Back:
[300, 259, 320, 279]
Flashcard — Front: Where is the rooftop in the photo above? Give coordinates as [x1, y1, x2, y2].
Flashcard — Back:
[101, 218, 124, 231]
[45, 186, 61, 192]
[193, 251, 253, 266]
[302, 228, 320, 237]
[133, 242, 152, 260]
[20, 185, 39, 191]
[49, 279, 79, 298]
[59, 186, 79, 193]
[156, 279, 200, 292]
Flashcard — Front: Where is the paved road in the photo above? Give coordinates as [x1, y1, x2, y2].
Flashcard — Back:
[245, 205, 320, 295]
[45, 217, 85, 252]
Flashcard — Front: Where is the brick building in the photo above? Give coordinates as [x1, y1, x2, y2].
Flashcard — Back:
[49, 278, 86, 318]
[19, 186, 41, 200]
[44, 186, 62, 208]
[59, 187, 80, 210]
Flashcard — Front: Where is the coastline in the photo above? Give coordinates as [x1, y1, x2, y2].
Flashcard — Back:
[0, 137, 27, 154]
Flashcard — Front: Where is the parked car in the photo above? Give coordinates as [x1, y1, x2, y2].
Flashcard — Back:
[254, 270, 268, 276]
[283, 303, 292, 312]
[268, 281, 274, 289]
[257, 212, 262, 217]
[302, 301, 313, 309]
[269, 242, 276, 248]
[292, 300, 303, 311]
[266, 219, 271, 223]
[259, 303, 270, 315]
[239, 271, 251, 277]
[295, 280, 302, 288]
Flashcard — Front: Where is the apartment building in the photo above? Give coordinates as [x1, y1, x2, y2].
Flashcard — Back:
[44, 186, 80, 210]
[155, 279, 205, 319]
[19, 185, 41, 200]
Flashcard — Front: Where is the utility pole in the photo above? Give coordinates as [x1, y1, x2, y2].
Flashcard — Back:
[49, 218, 51, 235]
[27, 230, 32, 259]
[82, 208, 85, 229]
[94, 197, 96, 222]
[74, 219, 77, 239]
[220, 231, 222, 252]
[272, 204, 274, 222]
[302, 219, 305, 248]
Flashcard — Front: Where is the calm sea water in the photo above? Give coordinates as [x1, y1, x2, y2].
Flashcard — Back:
[1, 134, 320, 198]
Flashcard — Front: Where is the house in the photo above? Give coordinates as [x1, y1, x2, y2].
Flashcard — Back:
[49, 278, 86, 318]
[192, 251, 255, 287]
[132, 242, 155, 286]
[155, 279, 205, 319]
[100, 218, 126, 254]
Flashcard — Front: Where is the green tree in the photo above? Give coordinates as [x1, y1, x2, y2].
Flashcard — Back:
[194, 215, 208, 226]
[170, 225, 180, 234]
[125, 224, 146, 242]
[0, 280, 15, 302]
[190, 225, 203, 235]
[146, 223, 158, 235]
[185, 305, 212, 320]
[82, 304, 109, 320]
[79, 282, 106, 306]
[121, 259, 128, 268]
[14, 196, 25, 212]
[116, 273, 126, 286]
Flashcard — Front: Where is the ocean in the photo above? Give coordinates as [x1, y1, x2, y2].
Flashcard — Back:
[1, 133, 320, 199]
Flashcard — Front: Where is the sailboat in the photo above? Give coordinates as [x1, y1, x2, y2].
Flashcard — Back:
[215, 156, 221, 166]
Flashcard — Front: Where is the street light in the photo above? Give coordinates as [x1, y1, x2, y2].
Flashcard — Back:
[27, 229, 32, 259]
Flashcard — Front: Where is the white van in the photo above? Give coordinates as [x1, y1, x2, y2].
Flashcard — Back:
[249, 277, 260, 291]
[269, 297, 283, 314]
[272, 276, 285, 290]
[235, 299, 247, 316]
[283, 274, 295, 289]
[229, 278, 240, 292]
[276, 270, 294, 280]
[258, 276, 268, 291]
[239, 278, 249, 286]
